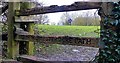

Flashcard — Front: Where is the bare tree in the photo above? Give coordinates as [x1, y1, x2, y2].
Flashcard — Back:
[35, 14, 49, 24]
[33, 2, 49, 24]
[59, 12, 72, 25]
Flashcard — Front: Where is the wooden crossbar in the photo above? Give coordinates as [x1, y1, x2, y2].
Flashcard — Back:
[15, 33, 99, 47]
[16, 2, 102, 16]
[1, 29, 99, 47]
[1, 59, 22, 63]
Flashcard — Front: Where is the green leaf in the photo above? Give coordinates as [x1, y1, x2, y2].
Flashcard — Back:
[110, 21, 115, 26]
[115, 49, 120, 54]
[106, 51, 111, 54]
[108, 58, 115, 62]
[117, 46, 120, 49]
[115, 20, 119, 26]
[102, 38, 107, 41]
[114, 14, 119, 18]
[108, 40, 112, 43]
[102, 53, 107, 57]
[100, 33, 104, 37]
[105, 46, 109, 49]
[100, 50, 105, 53]
[113, 45, 117, 47]
[106, 34, 110, 37]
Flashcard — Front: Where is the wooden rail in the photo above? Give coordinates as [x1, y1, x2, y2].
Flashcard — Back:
[1, 59, 22, 63]
[1, 33, 99, 47]
[17, 55, 46, 63]
[1, 29, 99, 47]
[16, 2, 102, 16]
[15, 33, 99, 47]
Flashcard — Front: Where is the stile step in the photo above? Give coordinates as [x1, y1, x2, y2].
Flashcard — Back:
[15, 20, 38, 23]
[1, 59, 22, 63]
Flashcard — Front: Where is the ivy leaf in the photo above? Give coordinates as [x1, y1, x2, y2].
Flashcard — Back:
[115, 20, 119, 26]
[100, 50, 105, 53]
[113, 34, 117, 38]
[106, 51, 111, 54]
[106, 34, 110, 38]
[114, 14, 119, 19]
[108, 40, 112, 43]
[108, 58, 115, 62]
[102, 38, 108, 41]
[110, 21, 115, 26]
[113, 45, 117, 47]
[100, 30, 105, 33]
[115, 49, 120, 54]
[100, 33, 104, 37]
[102, 53, 107, 57]
[105, 46, 109, 49]
[113, 38, 118, 41]
[118, 39, 120, 42]
[117, 46, 120, 49]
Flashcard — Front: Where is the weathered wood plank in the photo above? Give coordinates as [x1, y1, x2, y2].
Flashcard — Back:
[1, 59, 22, 63]
[15, 34, 99, 47]
[7, 2, 19, 59]
[19, 2, 34, 55]
[16, 2, 102, 16]
[17, 55, 46, 63]
[15, 20, 38, 23]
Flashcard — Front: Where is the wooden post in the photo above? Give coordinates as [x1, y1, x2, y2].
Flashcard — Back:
[20, 2, 34, 55]
[27, 23, 34, 55]
[7, 2, 19, 59]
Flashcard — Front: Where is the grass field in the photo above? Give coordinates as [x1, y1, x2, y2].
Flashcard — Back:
[35, 25, 100, 38]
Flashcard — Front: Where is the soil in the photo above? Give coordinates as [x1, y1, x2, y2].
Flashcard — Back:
[34, 45, 99, 61]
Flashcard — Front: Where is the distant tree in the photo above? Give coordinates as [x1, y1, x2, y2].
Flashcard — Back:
[72, 11, 100, 26]
[35, 14, 49, 24]
[33, 2, 49, 24]
[51, 22, 56, 25]
[59, 12, 73, 25]
[72, 16, 86, 26]
[72, 16, 100, 26]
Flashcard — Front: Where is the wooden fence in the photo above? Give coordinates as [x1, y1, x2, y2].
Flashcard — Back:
[0, 1, 115, 63]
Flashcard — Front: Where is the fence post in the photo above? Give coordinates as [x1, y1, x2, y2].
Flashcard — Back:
[7, 2, 19, 59]
[20, 2, 34, 55]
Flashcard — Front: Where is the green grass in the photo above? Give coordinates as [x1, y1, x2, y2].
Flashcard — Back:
[35, 25, 100, 38]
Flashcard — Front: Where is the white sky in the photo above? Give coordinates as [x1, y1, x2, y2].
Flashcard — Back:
[38, 0, 90, 6]
[37, 0, 99, 25]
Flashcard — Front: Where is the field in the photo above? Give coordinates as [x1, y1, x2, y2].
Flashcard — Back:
[35, 25, 100, 38]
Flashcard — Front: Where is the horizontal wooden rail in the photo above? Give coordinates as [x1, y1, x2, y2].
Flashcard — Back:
[1, 59, 22, 63]
[1, 26, 99, 47]
[17, 55, 47, 63]
[1, 32, 99, 47]
[15, 34, 99, 47]
[16, 2, 102, 16]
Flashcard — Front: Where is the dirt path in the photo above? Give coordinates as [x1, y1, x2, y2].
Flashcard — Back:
[34, 45, 99, 61]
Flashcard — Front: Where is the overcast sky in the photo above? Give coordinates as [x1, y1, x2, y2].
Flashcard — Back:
[38, 0, 90, 6]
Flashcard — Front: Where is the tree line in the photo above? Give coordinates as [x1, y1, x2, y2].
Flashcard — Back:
[58, 11, 100, 26]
